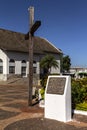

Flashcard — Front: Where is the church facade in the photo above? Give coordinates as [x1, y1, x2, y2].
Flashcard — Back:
[0, 29, 63, 84]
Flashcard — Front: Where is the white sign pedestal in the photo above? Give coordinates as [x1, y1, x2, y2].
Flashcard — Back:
[45, 75, 71, 122]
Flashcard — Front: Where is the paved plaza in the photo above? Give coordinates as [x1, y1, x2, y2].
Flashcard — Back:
[0, 84, 87, 130]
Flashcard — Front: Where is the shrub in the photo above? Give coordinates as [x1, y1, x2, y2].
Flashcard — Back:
[76, 102, 87, 111]
[40, 88, 45, 100]
[40, 75, 48, 88]
[71, 78, 87, 109]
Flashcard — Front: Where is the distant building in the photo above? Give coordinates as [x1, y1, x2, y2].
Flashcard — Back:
[70, 67, 87, 78]
[0, 28, 63, 84]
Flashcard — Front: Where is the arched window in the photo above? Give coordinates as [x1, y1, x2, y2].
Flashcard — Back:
[22, 60, 26, 63]
[21, 60, 26, 77]
[9, 59, 15, 63]
[0, 59, 3, 62]
[0, 59, 3, 74]
[33, 60, 36, 64]
[9, 59, 15, 74]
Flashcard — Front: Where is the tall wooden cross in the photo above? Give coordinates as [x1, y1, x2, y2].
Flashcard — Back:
[25, 7, 41, 106]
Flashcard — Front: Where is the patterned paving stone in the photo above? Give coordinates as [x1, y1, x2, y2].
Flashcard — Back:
[0, 84, 87, 130]
[4, 117, 87, 130]
[4, 95, 28, 100]
[4, 102, 27, 109]
[0, 108, 20, 120]
[0, 98, 13, 103]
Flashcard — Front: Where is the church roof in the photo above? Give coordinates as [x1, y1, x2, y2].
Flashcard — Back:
[0, 28, 62, 54]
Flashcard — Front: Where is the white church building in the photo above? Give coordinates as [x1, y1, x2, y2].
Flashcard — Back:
[0, 28, 62, 84]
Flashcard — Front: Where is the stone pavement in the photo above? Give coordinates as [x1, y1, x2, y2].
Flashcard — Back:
[0, 84, 87, 130]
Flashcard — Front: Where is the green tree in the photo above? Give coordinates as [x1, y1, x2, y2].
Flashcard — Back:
[40, 54, 59, 74]
[62, 55, 71, 73]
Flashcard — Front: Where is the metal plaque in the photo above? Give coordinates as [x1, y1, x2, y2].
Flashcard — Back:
[47, 77, 66, 95]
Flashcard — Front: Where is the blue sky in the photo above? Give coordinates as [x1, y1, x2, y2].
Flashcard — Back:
[0, 0, 87, 67]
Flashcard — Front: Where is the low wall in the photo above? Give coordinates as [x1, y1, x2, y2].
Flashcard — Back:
[0, 74, 7, 81]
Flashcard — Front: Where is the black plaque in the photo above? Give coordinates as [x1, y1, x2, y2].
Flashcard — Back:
[47, 77, 66, 95]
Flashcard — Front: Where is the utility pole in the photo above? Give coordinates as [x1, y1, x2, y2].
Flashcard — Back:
[25, 7, 41, 106]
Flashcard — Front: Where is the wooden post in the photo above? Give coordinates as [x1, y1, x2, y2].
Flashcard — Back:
[28, 7, 34, 106]
[26, 7, 41, 106]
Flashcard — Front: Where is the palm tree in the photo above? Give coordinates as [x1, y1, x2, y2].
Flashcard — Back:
[40, 54, 59, 74]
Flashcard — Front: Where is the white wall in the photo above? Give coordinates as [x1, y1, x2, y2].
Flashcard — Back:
[0, 50, 61, 81]
[51, 60, 60, 74]
[0, 49, 8, 80]
[15, 61, 21, 74]
[7, 51, 29, 77]
[7, 51, 40, 76]
[7, 51, 29, 75]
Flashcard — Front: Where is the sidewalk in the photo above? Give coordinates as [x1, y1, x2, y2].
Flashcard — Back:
[0, 84, 87, 130]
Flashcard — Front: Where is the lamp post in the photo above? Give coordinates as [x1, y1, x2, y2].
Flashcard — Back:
[25, 7, 41, 106]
